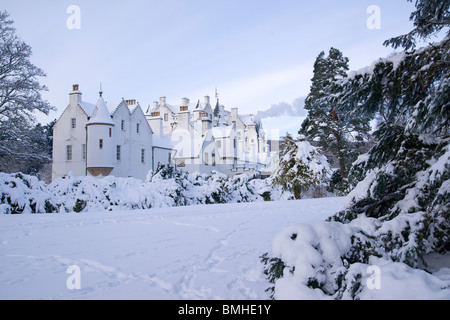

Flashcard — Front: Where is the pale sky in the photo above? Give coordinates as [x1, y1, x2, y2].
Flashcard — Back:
[1, 0, 423, 137]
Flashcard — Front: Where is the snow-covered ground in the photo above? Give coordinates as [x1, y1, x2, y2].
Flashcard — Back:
[0, 198, 344, 300]
[1, 197, 449, 300]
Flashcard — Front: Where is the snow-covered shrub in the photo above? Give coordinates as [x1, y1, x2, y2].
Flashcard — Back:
[2, 164, 293, 214]
[263, 218, 450, 300]
[0, 172, 57, 214]
[224, 173, 262, 203]
[0, 155, 335, 215]
[261, 221, 382, 299]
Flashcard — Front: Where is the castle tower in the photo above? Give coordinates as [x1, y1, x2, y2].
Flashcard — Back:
[86, 91, 115, 177]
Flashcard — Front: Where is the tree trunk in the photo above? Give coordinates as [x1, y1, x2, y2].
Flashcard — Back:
[334, 133, 347, 180]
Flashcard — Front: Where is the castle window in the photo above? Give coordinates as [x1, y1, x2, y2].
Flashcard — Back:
[204, 152, 209, 166]
[199, 112, 207, 118]
[99, 139, 103, 150]
[66, 145, 72, 161]
[164, 113, 169, 122]
[141, 149, 145, 163]
[217, 140, 222, 148]
[212, 153, 216, 167]
[136, 123, 140, 133]
[234, 138, 237, 149]
[109, 128, 112, 137]
[151, 112, 160, 117]
[71, 118, 76, 129]
[82, 144, 86, 160]
[180, 106, 188, 112]
[121, 120, 125, 131]
[116, 145, 121, 161]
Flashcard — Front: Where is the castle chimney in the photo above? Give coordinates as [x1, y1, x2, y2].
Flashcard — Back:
[202, 117, 212, 137]
[182, 97, 190, 107]
[160, 96, 167, 105]
[180, 97, 190, 112]
[204, 96, 210, 106]
[178, 101, 190, 131]
[231, 108, 239, 122]
[69, 84, 82, 105]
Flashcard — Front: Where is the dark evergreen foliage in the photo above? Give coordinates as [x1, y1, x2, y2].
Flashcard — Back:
[300, 48, 372, 183]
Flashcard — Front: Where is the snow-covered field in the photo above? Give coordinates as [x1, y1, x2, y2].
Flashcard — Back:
[0, 198, 344, 300]
[1, 197, 449, 300]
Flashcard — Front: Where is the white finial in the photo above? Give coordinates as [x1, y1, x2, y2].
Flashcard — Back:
[99, 82, 103, 97]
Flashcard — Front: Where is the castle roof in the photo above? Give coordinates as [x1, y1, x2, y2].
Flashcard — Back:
[87, 94, 114, 126]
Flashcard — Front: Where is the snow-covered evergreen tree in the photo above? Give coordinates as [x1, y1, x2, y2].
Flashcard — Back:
[262, 0, 449, 299]
[383, 0, 449, 50]
[330, 34, 450, 266]
[271, 134, 331, 199]
[300, 48, 372, 183]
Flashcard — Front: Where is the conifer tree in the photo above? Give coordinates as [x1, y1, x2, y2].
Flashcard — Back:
[300, 48, 371, 183]
[383, 0, 449, 50]
[271, 134, 331, 199]
[329, 0, 450, 266]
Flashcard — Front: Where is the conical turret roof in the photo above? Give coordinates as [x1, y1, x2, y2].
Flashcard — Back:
[87, 92, 114, 125]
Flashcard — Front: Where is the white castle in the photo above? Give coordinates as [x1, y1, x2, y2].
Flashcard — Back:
[52, 85, 271, 181]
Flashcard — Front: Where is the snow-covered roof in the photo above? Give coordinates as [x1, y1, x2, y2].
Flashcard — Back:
[194, 100, 203, 111]
[87, 95, 114, 125]
[79, 101, 96, 116]
[106, 101, 122, 115]
[153, 134, 176, 150]
[212, 126, 234, 139]
[213, 102, 231, 126]
[240, 114, 257, 126]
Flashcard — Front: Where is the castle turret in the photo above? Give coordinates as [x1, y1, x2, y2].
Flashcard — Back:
[86, 91, 115, 177]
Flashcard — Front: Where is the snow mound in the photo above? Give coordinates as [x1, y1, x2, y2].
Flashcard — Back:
[267, 221, 450, 300]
